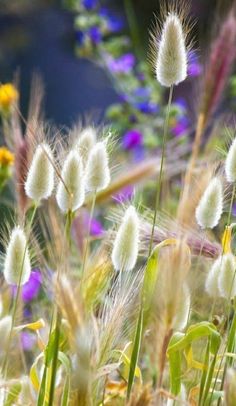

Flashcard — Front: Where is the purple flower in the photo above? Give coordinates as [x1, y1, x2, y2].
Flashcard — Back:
[21, 331, 36, 351]
[113, 185, 134, 203]
[82, 0, 98, 10]
[172, 116, 190, 137]
[107, 53, 135, 74]
[232, 203, 236, 217]
[188, 52, 202, 77]
[83, 213, 104, 236]
[22, 270, 42, 302]
[89, 26, 102, 44]
[122, 129, 143, 150]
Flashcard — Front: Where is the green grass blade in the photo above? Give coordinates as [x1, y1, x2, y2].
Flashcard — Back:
[126, 307, 143, 400]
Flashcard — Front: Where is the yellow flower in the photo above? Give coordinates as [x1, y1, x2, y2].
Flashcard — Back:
[0, 147, 14, 166]
[0, 83, 18, 110]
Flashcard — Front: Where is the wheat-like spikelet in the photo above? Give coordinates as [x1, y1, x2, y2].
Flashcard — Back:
[85, 141, 110, 192]
[195, 177, 223, 229]
[56, 150, 85, 213]
[205, 256, 222, 297]
[225, 137, 236, 183]
[111, 205, 139, 272]
[173, 283, 190, 331]
[218, 253, 236, 299]
[76, 126, 97, 166]
[25, 143, 54, 202]
[3, 226, 31, 286]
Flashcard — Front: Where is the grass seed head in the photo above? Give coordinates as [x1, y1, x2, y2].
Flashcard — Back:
[77, 126, 97, 166]
[205, 256, 222, 297]
[56, 150, 85, 213]
[3, 226, 31, 286]
[25, 143, 54, 202]
[153, 12, 188, 87]
[195, 177, 223, 229]
[225, 137, 236, 183]
[85, 141, 110, 192]
[111, 205, 139, 271]
[218, 253, 236, 299]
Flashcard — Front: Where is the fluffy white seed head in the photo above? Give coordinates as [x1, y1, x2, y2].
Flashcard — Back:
[85, 141, 110, 192]
[25, 143, 54, 202]
[173, 284, 190, 331]
[205, 256, 222, 297]
[3, 227, 31, 286]
[156, 13, 188, 87]
[111, 206, 139, 271]
[218, 253, 236, 299]
[225, 138, 236, 183]
[77, 127, 97, 166]
[195, 177, 223, 229]
[0, 315, 12, 350]
[56, 150, 85, 213]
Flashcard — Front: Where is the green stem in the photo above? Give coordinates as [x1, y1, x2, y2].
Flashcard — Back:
[81, 191, 97, 279]
[1, 204, 38, 380]
[48, 310, 62, 406]
[148, 85, 174, 256]
[123, 0, 143, 60]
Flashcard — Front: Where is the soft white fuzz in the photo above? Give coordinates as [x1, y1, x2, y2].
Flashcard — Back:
[77, 127, 96, 165]
[111, 206, 139, 271]
[85, 141, 110, 192]
[205, 256, 222, 297]
[195, 177, 223, 229]
[4, 227, 31, 286]
[0, 315, 12, 349]
[156, 13, 187, 87]
[25, 143, 54, 202]
[56, 150, 85, 213]
[167, 384, 186, 406]
[225, 138, 236, 183]
[218, 253, 236, 298]
[173, 284, 190, 331]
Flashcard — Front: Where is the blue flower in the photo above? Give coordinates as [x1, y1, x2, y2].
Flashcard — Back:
[135, 101, 159, 114]
[188, 51, 202, 77]
[172, 116, 190, 137]
[99, 7, 124, 32]
[75, 30, 85, 46]
[89, 26, 102, 44]
[82, 0, 98, 10]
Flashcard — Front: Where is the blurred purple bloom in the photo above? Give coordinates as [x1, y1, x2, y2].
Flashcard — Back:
[188, 52, 202, 77]
[75, 30, 85, 46]
[82, 0, 98, 10]
[232, 203, 236, 216]
[107, 53, 135, 74]
[122, 129, 143, 150]
[135, 101, 159, 114]
[113, 185, 134, 203]
[89, 26, 102, 44]
[134, 87, 151, 99]
[174, 97, 187, 110]
[21, 331, 36, 351]
[11, 269, 42, 303]
[100, 8, 124, 32]
[172, 116, 190, 137]
[84, 213, 104, 236]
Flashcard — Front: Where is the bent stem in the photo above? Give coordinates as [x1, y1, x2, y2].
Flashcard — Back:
[81, 191, 97, 280]
[148, 85, 174, 256]
[1, 204, 38, 381]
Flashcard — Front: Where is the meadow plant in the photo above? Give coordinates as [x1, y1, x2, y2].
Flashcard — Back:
[1, 1, 236, 406]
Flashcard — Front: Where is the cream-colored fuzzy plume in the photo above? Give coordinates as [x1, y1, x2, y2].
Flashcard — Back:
[85, 141, 110, 192]
[218, 253, 236, 299]
[111, 206, 139, 271]
[77, 127, 97, 166]
[205, 256, 222, 297]
[155, 13, 188, 87]
[3, 227, 31, 286]
[25, 143, 54, 202]
[195, 177, 223, 229]
[225, 138, 236, 183]
[56, 150, 85, 213]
